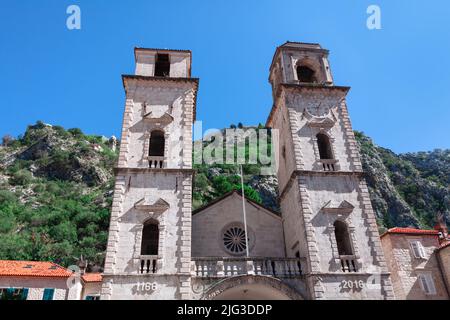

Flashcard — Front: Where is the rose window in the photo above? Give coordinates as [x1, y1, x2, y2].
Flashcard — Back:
[223, 226, 247, 254]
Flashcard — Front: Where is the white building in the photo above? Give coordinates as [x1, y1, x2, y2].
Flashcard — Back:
[81, 273, 103, 300]
[100, 42, 397, 300]
[380, 227, 450, 299]
[0, 260, 79, 300]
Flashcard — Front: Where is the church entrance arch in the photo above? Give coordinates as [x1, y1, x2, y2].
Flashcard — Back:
[201, 275, 304, 300]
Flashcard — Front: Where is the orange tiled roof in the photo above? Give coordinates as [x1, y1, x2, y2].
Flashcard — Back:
[0, 260, 73, 278]
[381, 227, 440, 237]
[82, 273, 102, 283]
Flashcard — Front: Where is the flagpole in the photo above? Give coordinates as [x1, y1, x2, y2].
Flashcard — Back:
[240, 165, 250, 258]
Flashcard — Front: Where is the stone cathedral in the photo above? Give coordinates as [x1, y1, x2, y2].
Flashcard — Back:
[101, 42, 396, 300]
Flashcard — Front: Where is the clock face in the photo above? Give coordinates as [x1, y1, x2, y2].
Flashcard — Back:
[306, 103, 330, 117]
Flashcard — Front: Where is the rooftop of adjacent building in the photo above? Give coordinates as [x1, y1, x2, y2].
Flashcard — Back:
[81, 272, 103, 283]
[380, 227, 440, 237]
[381, 225, 450, 247]
[0, 260, 104, 281]
[0, 260, 73, 278]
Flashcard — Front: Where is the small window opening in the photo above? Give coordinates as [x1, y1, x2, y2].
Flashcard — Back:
[317, 133, 333, 160]
[149, 130, 165, 157]
[296, 65, 317, 83]
[141, 221, 159, 256]
[334, 221, 353, 256]
[154, 53, 170, 77]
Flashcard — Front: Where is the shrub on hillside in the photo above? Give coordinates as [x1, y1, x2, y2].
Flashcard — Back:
[9, 169, 33, 186]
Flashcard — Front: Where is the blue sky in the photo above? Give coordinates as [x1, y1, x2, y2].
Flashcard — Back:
[0, 0, 449, 153]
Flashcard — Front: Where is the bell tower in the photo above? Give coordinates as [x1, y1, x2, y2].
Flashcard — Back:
[101, 48, 198, 300]
[267, 42, 395, 299]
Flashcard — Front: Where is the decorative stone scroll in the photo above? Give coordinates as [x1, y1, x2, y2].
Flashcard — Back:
[321, 200, 354, 214]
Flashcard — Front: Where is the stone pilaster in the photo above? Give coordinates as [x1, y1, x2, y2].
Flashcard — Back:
[357, 179, 396, 299]
[287, 101, 305, 171]
[182, 89, 195, 168]
[103, 175, 126, 275]
[296, 177, 325, 299]
[100, 277, 113, 300]
[117, 99, 134, 167]
[339, 100, 362, 171]
[179, 174, 193, 299]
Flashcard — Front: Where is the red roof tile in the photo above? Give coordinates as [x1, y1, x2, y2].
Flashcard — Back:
[381, 227, 440, 237]
[0, 260, 73, 278]
[82, 273, 102, 283]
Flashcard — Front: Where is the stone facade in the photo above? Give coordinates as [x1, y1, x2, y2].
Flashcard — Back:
[192, 191, 284, 258]
[437, 244, 450, 295]
[381, 231, 449, 300]
[81, 281, 102, 300]
[102, 42, 401, 300]
[0, 276, 79, 300]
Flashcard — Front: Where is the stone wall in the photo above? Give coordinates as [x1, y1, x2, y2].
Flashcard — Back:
[0, 276, 77, 300]
[81, 282, 102, 300]
[271, 92, 297, 192]
[381, 233, 449, 300]
[437, 245, 450, 296]
[118, 80, 196, 169]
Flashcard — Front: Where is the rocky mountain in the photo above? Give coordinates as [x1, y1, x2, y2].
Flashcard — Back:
[355, 132, 449, 232]
[0, 122, 118, 270]
[0, 122, 448, 268]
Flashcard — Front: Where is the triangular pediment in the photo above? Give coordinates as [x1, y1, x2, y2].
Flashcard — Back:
[301, 108, 336, 128]
[134, 197, 170, 212]
[192, 190, 281, 219]
[321, 200, 354, 214]
[306, 117, 335, 128]
[143, 112, 174, 124]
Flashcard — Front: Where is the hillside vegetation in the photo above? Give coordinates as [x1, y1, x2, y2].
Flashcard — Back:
[0, 122, 117, 269]
[0, 122, 448, 269]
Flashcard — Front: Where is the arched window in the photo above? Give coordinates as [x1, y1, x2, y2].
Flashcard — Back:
[316, 133, 333, 160]
[149, 130, 165, 157]
[296, 65, 317, 83]
[334, 221, 353, 256]
[141, 220, 159, 255]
